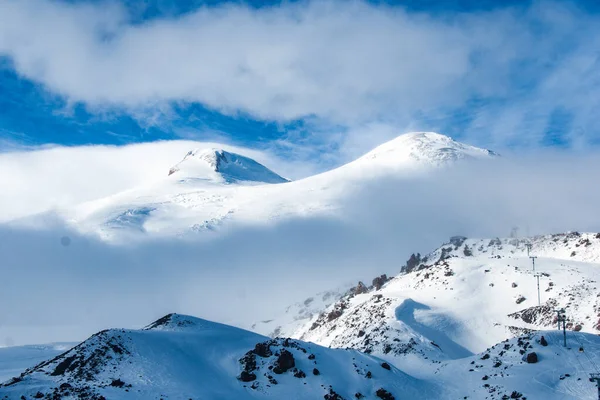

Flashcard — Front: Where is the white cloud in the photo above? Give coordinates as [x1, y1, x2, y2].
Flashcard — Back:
[1, 0, 600, 150]
[0, 140, 296, 222]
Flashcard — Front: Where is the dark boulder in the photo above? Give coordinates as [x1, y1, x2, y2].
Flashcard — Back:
[354, 281, 368, 295]
[540, 336, 548, 346]
[526, 352, 538, 363]
[375, 388, 395, 400]
[238, 371, 257, 382]
[372, 274, 389, 290]
[273, 349, 295, 374]
[253, 342, 272, 358]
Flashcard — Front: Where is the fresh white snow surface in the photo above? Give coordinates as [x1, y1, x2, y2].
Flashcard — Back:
[2, 313, 600, 399]
[0, 314, 440, 399]
[253, 232, 600, 398]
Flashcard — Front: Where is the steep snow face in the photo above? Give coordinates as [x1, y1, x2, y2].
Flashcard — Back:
[353, 132, 497, 169]
[0, 314, 438, 400]
[263, 232, 600, 376]
[167, 148, 288, 184]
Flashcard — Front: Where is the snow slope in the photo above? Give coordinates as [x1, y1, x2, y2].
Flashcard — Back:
[0, 313, 439, 400]
[9, 132, 497, 240]
[2, 314, 600, 399]
[261, 233, 600, 376]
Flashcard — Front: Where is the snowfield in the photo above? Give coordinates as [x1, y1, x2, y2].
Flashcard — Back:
[1, 314, 599, 399]
[8, 132, 496, 240]
[0, 314, 441, 400]
[251, 232, 600, 398]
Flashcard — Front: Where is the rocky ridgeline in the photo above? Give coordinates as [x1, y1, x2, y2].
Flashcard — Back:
[0, 329, 133, 400]
[403, 232, 600, 274]
[237, 337, 399, 400]
[1, 314, 412, 400]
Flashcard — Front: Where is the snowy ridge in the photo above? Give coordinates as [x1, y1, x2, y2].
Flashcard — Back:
[3, 315, 600, 399]
[167, 148, 288, 184]
[354, 132, 497, 169]
[0, 314, 438, 400]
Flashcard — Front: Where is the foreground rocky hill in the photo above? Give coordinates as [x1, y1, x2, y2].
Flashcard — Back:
[2, 314, 600, 399]
[0, 314, 438, 400]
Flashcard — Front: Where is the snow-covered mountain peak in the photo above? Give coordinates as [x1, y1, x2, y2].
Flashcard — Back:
[143, 313, 213, 332]
[356, 131, 497, 168]
[168, 148, 288, 184]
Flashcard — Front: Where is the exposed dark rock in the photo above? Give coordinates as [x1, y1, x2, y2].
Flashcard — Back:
[463, 245, 473, 257]
[273, 349, 295, 374]
[375, 388, 395, 400]
[372, 275, 389, 290]
[526, 352, 538, 363]
[293, 368, 306, 378]
[381, 362, 391, 370]
[540, 336, 548, 346]
[253, 342, 273, 358]
[109, 379, 126, 388]
[51, 355, 78, 376]
[324, 388, 344, 400]
[404, 253, 422, 273]
[450, 236, 467, 247]
[239, 351, 257, 373]
[353, 281, 368, 295]
[313, 368, 320, 376]
[238, 371, 257, 382]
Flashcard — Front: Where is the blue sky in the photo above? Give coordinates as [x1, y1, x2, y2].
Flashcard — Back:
[1, 0, 600, 170]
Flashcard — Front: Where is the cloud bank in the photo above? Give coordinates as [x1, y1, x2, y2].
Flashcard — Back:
[1, 0, 600, 150]
[1, 145, 600, 346]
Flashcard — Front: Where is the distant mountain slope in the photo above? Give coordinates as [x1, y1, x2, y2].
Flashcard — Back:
[0, 314, 438, 400]
[0, 343, 77, 383]
[18, 132, 497, 240]
[260, 233, 600, 375]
